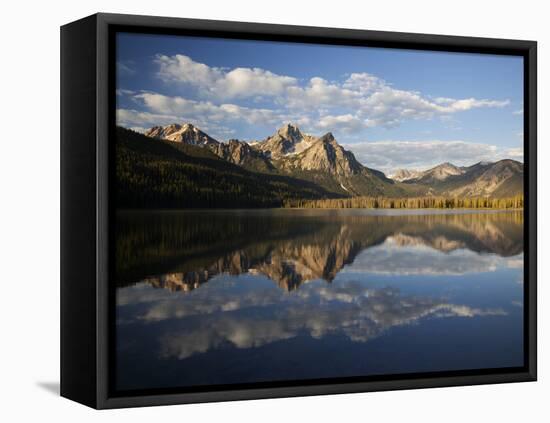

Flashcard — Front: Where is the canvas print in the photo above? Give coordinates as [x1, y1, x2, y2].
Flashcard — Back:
[114, 32, 525, 393]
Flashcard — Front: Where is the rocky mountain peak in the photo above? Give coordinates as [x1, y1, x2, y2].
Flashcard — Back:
[276, 123, 303, 142]
[146, 123, 181, 138]
[145, 122, 219, 146]
[390, 168, 423, 182]
[255, 123, 315, 159]
[279, 131, 364, 178]
[419, 162, 465, 182]
[320, 132, 336, 143]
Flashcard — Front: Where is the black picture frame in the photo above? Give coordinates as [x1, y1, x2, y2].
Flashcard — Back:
[61, 12, 537, 409]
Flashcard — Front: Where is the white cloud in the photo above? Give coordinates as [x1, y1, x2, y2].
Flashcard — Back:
[358, 87, 440, 127]
[506, 147, 524, 159]
[357, 89, 509, 128]
[116, 107, 238, 140]
[118, 92, 288, 133]
[284, 74, 509, 127]
[435, 97, 510, 111]
[115, 54, 516, 144]
[285, 77, 360, 109]
[217, 67, 297, 98]
[316, 114, 368, 133]
[152, 57, 510, 131]
[116, 89, 135, 96]
[117, 108, 182, 127]
[155, 54, 297, 99]
[344, 139, 523, 174]
[343, 72, 386, 94]
[345, 73, 509, 127]
[156, 54, 220, 86]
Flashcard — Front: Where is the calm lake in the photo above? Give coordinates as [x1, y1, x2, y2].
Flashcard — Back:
[114, 209, 524, 392]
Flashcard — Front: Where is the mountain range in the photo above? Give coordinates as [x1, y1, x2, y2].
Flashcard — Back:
[390, 160, 524, 197]
[115, 122, 523, 208]
[144, 123, 403, 197]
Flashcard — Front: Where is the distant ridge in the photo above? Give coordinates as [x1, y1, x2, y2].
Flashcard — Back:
[389, 159, 523, 197]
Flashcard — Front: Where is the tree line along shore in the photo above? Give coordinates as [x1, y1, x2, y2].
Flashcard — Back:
[282, 194, 524, 209]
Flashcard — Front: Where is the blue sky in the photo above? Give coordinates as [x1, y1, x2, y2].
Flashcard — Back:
[116, 32, 524, 174]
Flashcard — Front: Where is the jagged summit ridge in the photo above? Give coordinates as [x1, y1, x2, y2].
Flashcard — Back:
[390, 162, 466, 183]
[139, 122, 523, 198]
[390, 168, 423, 182]
[144, 122, 275, 171]
[277, 123, 303, 143]
[281, 130, 364, 176]
[255, 123, 318, 158]
[145, 122, 219, 146]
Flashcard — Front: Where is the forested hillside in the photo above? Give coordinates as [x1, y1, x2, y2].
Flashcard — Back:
[115, 127, 336, 208]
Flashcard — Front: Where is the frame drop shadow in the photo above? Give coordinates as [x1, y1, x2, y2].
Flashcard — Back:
[36, 381, 60, 396]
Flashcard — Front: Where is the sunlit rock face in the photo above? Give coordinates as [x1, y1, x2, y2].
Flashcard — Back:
[390, 168, 423, 182]
[447, 159, 524, 197]
[415, 162, 465, 183]
[146, 123, 219, 146]
[269, 131, 363, 176]
[254, 123, 317, 159]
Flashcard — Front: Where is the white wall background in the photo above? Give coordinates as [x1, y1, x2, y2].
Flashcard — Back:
[1, 0, 546, 420]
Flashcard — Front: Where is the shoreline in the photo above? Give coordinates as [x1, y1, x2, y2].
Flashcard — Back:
[116, 208, 523, 215]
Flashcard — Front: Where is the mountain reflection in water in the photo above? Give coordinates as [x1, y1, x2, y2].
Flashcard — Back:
[115, 209, 524, 391]
[116, 209, 523, 291]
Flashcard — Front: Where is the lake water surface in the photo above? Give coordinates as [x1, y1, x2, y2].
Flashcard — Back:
[114, 209, 524, 392]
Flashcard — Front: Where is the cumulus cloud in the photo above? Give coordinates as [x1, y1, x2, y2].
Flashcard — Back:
[155, 54, 297, 99]
[343, 72, 386, 94]
[118, 92, 288, 133]
[346, 73, 509, 127]
[356, 90, 509, 128]
[434, 97, 510, 111]
[116, 107, 239, 140]
[316, 114, 368, 134]
[156, 54, 220, 86]
[115, 54, 515, 151]
[344, 139, 523, 174]
[285, 77, 360, 109]
[344, 74, 507, 125]
[117, 108, 183, 127]
[148, 56, 511, 131]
